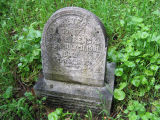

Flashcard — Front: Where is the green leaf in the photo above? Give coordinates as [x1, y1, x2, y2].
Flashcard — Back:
[131, 77, 140, 87]
[125, 46, 133, 53]
[48, 113, 54, 120]
[48, 112, 59, 120]
[150, 77, 155, 86]
[125, 61, 135, 68]
[136, 59, 140, 63]
[157, 59, 160, 64]
[115, 68, 123, 76]
[151, 34, 160, 42]
[55, 108, 63, 116]
[140, 76, 148, 85]
[131, 51, 141, 56]
[3, 86, 13, 99]
[18, 63, 23, 69]
[24, 66, 30, 72]
[133, 101, 145, 112]
[144, 70, 153, 76]
[118, 53, 128, 62]
[122, 74, 127, 80]
[141, 115, 148, 120]
[121, 54, 129, 62]
[142, 53, 151, 58]
[108, 48, 118, 62]
[139, 88, 146, 97]
[114, 89, 126, 100]
[119, 82, 127, 90]
[143, 112, 153, 119]
[150, 65, 159, 71]
[35, 30, 41, 38]
[140, 32, 149, 39]
[32, 49, 40, 56]
[155, 85, 160, 90]
[127, 101, 134, 111]
[120, 20, 125, 27]
[131, 16, 143, 23]
[25, 92, 34, 100]
[150, 53, 159, 63]
[147, 86, 151, 91]
[152, 10, 160, 16]
[128, 111, 139, 120]
[124, 109, 128, 114]
[42, 97, 46, 101]
[150, 0, 155, 3]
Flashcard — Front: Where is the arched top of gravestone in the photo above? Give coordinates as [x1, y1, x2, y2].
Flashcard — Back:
[42, 7, 108, 46]
[41, 7, 108, 86]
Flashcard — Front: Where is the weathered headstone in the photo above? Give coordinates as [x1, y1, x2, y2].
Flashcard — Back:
[34, 7, 115, 114]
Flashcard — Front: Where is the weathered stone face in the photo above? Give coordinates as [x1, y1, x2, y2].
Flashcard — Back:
[34, 7, 115, 114]
[42, 7, 108, 86]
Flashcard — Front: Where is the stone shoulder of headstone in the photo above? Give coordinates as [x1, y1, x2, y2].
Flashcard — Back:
[42, 7, 109, 87]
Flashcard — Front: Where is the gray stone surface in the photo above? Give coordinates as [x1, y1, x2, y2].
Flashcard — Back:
[41, 7, 108, 86]
[34, 62, 115, 114]
[34, 7, 115, 114]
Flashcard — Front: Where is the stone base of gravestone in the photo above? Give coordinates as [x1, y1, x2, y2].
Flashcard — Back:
[34, 62, 115, 114]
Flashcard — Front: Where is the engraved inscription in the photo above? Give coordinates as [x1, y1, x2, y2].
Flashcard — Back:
[44, 15, 105, 72]
[41, 7, 107, 86]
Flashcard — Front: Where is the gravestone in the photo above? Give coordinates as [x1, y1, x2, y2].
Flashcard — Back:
[34, 7, 115, 114]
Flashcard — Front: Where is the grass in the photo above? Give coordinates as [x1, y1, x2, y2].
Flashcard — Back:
[0, 0, 160, 119]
